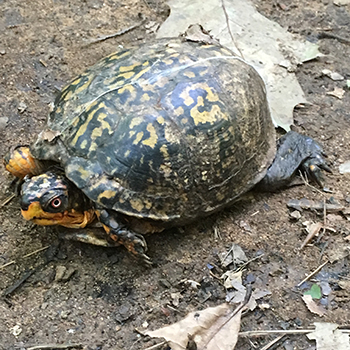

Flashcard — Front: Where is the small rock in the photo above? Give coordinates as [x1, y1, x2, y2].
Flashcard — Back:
[339, 161, 350, 174]
[320, 281, 332, 296]
[334, 0, 350, 5]
[18, 101, 27, 114]
[41, 302, 49, 310]
[55, 265, 67, 282]
[142, 321, 149, 328]
[0, 48, 6, 55]
[60, 310, 70, 319]
[0, 116, 8, 131]
[10, 324, 22, 337]
[322, 69, 344, 81]
[290, 210, 301, 220]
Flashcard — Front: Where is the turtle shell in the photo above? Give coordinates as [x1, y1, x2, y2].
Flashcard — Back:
[31, 38, 276, 226]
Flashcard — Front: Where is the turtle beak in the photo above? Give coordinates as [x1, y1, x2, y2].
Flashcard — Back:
[21, 201, 66, 226]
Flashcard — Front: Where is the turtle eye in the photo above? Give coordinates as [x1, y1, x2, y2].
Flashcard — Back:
[50, 197, 62, 209]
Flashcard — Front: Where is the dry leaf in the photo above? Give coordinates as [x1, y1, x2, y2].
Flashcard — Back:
[307, 322, 350, 350]
[145, 303, 241, 350]
[302, 295, 326, 317]
[326, 87, 345, 99]
[221, 270, 242, 289]
[158, 0, 322, 130]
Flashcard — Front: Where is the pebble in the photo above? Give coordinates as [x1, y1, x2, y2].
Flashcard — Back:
[290, 210, 301, 220]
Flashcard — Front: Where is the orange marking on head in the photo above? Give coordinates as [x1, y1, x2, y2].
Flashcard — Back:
[22, 202, 95, 228]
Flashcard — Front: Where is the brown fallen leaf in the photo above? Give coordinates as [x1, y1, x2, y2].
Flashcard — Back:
[302, 295, 326, 317]
[145, 303, 242, 350]
[307, 322, 350, 350]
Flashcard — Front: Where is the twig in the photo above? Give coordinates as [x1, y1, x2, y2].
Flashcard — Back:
[27, 344, 82, 350]
[299, 171, 326, 197]
[0, 245, 50, 270]
[318, 32, 350, 45]
[238, 253, 265, 271]
[221, 0, 244, 59]
[143, 341, 167, 350]
[239, 328, 350, 337]
[0, 193, 16, 208]
[87, 22, 144, 45]
[2, 268, 36, 296]
[259, 335, 285, 350]
[297, 260, 328, 287]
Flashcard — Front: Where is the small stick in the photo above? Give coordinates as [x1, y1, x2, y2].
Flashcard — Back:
[143, 341, 167, 350]
[318, 32, 350, 45]
[239, 328, 350, 337]
[297, 260, 328, 287]
[27, 344, 82, 350]
[87, 22, 144, 45]
[3, 269, 36, 296]
[221, 0, 244, 59]
[299, 171, 326, 197]
[259, 335, 284, 350]
[0, 193, 16, 208]
[0, 245, 50, 270]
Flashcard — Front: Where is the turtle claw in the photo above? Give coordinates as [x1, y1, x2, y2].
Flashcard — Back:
[302, 151, 332, 187]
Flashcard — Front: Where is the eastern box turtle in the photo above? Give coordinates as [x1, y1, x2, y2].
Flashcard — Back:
[5, 38, 330, 262]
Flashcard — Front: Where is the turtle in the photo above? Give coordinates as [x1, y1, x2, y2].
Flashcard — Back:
[4, 38, 330, 263]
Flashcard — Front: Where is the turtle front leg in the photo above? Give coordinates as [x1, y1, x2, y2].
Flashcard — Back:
[96, 207, 152, 264]
[4, 146, 45, 178]
[258, 131, 331, 191]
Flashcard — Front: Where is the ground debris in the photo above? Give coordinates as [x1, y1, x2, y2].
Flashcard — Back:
[145, 303, 242, 350]
[219, 244, 248, 267]
[287, 198, 344, 213]
[326, 87, 345, 99]
[307, 322, 350, 349]
[302, 294, 326, 316]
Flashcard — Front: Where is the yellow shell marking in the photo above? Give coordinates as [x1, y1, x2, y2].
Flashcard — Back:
[129, 198, 144, 212]
[141, 93, 150, 102]
[142, 123, 158, 148]
[80, 139, 88, 149]
[157, 116, 165, 125]
[106, 50, 131, 62]
[119, 63, 140, 73]
[98, 190, 117, 202]
[118, 71, 135, 80]
[159, 144, 169, 159]
[74, 75, 93, 95]
[133, 131, 144, 145]
[63, 90, 73, 102]
[175, 106, 184, 116]
[70, 100, 100, 145]
[132, 66, 152, 82]
[129, 117, 144, 129]
[183, 71, 196, 79]
[191, 104, 227, 126]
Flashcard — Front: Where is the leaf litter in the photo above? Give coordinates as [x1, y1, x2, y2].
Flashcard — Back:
[157, 0, 322, 130]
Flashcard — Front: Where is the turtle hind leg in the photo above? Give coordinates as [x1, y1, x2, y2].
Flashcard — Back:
[4, 146, 44, 178]
[257, 131, 331, 192]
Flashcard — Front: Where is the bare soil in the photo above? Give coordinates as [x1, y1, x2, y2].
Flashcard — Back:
[1, 0, 350, 349]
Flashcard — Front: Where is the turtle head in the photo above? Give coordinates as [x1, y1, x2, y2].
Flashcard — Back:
[20, 172, 95, 228]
